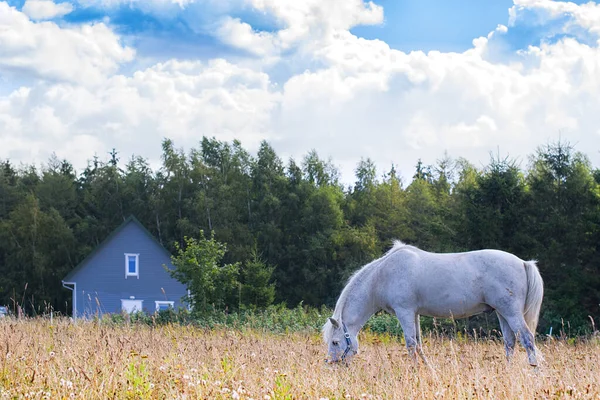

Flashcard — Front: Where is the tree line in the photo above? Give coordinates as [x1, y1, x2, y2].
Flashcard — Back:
[0, 137, 598, 333]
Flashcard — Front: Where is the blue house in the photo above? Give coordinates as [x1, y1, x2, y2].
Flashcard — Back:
[62, 216, 188, 318]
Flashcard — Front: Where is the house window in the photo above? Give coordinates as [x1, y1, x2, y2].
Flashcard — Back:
[121, 299, 143, 313]
[125, 254, 139, 278]
[155, 301, 174, 312]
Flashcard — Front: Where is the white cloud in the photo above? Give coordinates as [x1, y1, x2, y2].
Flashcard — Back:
[248, 0, 383, 52]
[216, 17, 280, 58]
[74, 0, 244, 17]
[215, 0, 384, 60]
[22, 0, 74, 20]
[267, 2, 600, 179]
[0, 59, 279, 170]
[77, 0, 197, 7]
[249, 0, 384, 32]
[510, 0, 600, 36]
[2, 0, 600, 184]
[0, 2, 134, 85]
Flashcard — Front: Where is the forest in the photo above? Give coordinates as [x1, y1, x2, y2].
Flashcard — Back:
[0, 137, 598, 334]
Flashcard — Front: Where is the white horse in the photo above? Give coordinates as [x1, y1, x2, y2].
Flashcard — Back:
[323, 241, 544, 366]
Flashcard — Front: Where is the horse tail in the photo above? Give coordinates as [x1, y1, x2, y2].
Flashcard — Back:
[523, 260, 544, 334]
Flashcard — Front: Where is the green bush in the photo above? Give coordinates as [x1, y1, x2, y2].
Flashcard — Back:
[95, 304, 589, 341]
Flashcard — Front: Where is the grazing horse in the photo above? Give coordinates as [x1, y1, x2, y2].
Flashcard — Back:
[323, 241, 544, 366]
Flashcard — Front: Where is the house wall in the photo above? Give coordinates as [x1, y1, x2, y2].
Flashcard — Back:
[70, 221, 187, 318]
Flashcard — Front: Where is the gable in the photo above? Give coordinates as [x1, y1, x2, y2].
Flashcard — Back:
[63, 216, 173, 282]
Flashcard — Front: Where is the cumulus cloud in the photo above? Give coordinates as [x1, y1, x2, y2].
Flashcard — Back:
[273, 22, 600, 178]
[74, 0, 245, 19]
[216, 17, 280, 58]
[249, 0, 600, 178]
[22, 0, 74, 20]
[77, 0, 198, 8]
[250, 0, 383, 54]
[249, 0, 384, 32]
[2, 0, 600, 183]
[511, 0, 600, 32]
[215, 0, 384, 60]
[0, 2, 134, 85]
[0, 59, 279, 169]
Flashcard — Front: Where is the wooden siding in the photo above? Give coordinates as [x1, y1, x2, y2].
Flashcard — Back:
[66, 220, 187, 318]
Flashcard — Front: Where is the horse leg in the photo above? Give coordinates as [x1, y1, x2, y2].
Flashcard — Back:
[414, 314, 430, 365]
[395, 309, 419, 362]
[502, 313, 538, 366]
[496, 312, 516, 362]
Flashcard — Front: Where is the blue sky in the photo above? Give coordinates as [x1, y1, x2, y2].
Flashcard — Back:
[353, 0, 515, 52]
[7, 0, 527, 60]
[5, 0, 594, 68]
[63, 1, 593, 52]
[8, 0, 592, 75]
[1, 0, 600, 182]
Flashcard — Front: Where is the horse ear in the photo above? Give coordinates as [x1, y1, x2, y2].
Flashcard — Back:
[329, 317, 340, 329]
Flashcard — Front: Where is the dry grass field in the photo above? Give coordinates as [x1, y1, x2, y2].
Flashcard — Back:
[0, 319, 598, 399]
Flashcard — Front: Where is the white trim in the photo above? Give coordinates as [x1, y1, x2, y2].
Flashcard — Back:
[73, 282, 77, 318]
[155, 301, 175, 312]
[125, 253, 139, 278]
[121, 299, 143, 313]
[62, 281, 77, 319]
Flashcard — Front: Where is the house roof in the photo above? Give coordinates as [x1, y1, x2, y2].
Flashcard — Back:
[62, 215, 173, 282]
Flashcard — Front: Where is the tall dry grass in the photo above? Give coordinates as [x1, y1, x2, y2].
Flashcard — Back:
[0, 318, 598, 399]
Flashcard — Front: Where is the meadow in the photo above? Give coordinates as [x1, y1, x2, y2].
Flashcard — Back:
[0, 318, 599, 399]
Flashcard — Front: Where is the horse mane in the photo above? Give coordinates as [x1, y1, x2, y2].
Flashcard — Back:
[323, 240, 411, 341]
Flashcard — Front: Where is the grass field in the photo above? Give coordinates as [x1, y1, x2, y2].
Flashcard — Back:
[0, 319, 598, 399]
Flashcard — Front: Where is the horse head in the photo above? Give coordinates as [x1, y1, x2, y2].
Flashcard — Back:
[323, 317, 358, 364]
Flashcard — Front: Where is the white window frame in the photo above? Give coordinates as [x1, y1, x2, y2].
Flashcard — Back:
[125, 253, 139, 278]
[121, 299, 143, 313]
[155, 301, 175, 312]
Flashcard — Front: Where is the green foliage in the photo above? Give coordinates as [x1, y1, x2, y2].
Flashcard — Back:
[125, 355, 152, 400]
[525, 141, 600, 333]
[95, 305, 508, 341]
[168, 231, 240, 313]
[0, 194, 75, 312]
[273, 373, 293, 400]
[457, 153, 529, 252]
[364, 312, 404, 337]
[241, 248, 276, 309]
[98, 303, 329, 334]
[0, 137, 599, 335]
